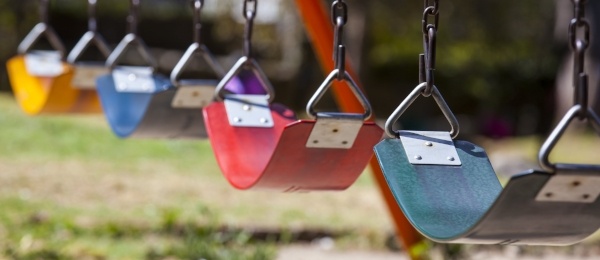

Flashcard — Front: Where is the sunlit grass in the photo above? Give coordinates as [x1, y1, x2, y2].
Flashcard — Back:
[0, 93, 391, 258]
[1, 92, 599, 258]
[0, 95, 218, 174]
[0, 196, 275, 259]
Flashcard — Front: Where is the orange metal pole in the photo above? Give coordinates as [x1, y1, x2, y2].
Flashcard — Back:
[294, 1, 425, 259]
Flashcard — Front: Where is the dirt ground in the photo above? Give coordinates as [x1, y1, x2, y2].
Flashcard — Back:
[276, 242, 600, 260]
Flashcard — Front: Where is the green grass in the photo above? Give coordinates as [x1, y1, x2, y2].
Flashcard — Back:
[0, 94, 278, 259]
[0, 94, 218, 174]
[0, 196, 276, 259]
[2, 93, 599, 259]
[0, 93, 388, 259]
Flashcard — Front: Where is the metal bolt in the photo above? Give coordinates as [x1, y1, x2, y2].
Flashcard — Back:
[447, 156, 455, 162]
[425, 142, 433, 147]
[192, 91, 199, 97]
[333, 129, 339, 133]
[313, 140, 319, 144]
[243, 105, 251, 111]
[127, 73, 137, 81]
[572, 181, 581, 187]
[142, 83, 150, 90]
[583, 194, 590, 199]
[415, 155, 423, 160]
[546, 192, 553, 198]
[233, 117, 242, 123]
[342, 141, 348, 145]
[260, 118, 269, 124]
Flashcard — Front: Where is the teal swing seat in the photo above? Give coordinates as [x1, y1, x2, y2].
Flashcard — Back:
[374, 83, 600, 246]
[375, 0, 600, 246]
[375, 136, 600, 245]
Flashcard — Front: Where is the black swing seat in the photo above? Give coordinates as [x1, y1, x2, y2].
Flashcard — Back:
[375, 133, 600, 246]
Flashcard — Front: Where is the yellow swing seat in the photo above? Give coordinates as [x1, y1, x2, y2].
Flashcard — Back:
[6, 1, 101, 115]
[7, 54, 101, 115]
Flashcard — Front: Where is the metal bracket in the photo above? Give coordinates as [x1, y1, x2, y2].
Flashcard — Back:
[112, 66, 157, 93]
[71, 62, 109, 89]
[224, 94, 274, 128]
[536, 174, 600, 203]
[24, 51, 64, 77]
[306, 113, 363, 149]
[171, 79, 217, 108]
[399, 131, 462, 166]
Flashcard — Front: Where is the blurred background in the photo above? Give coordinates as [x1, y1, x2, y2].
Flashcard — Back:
[0, 0, 599, 259]
[0, 0, 582, 137]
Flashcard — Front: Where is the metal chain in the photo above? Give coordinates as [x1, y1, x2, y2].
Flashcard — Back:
[420, 0, 439, 97]
[88, 0, 98, 32]
[569, 0, 590, 119]
[331, 0, 347, 80]
[128, 0, 140, 35]
[243, 0, 257, 58]
[39, 0, 49, 24]
[192, 0, 204, 44]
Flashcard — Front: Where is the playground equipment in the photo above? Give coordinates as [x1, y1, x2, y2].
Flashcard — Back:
[374, 0, 600, 245]
[293, 1, 424, 256]
[67, 0, 112, 90]
[203, 0, 383, 191]
[96, 0, 222, 139]
[7, 1, 424, 256]
[7, 0, 101, 115]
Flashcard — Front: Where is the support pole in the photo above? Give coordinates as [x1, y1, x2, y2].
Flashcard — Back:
[293, 1, 426, 259]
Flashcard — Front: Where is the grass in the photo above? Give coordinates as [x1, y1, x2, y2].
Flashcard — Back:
[0, 93, 390, 259]
[0, 195, 276, 259]
[1, 93, 599, 259]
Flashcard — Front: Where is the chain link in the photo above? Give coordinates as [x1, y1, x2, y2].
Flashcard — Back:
[420, 0, 439, 96]
[39, 0, 49, 25]
[243, 0, 256, 58]
[569, 0, 590, 118]
[422, 1, 439, 34]
[192, 0, 204, 44]
[88, 0, 98, 32]
[332, 0, 347, 80]
[331, 0, 347, 26]
[128, 0, 140, 35]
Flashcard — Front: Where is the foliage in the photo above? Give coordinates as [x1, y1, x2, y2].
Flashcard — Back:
[363, 0, 560, 135]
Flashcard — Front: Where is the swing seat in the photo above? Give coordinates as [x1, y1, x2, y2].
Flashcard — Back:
[96, 66, 214, 139]
[374, 133, 600, 245]
[67, 30, 112, 90]
[204, 98, 383, 191]
[7, 53, 101, 115]
[71, 62, 110, 89]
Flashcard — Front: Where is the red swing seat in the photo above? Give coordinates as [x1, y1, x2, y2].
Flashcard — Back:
[204, 100, 382, 191]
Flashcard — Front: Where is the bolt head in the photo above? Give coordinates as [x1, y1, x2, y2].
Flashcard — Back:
[447, 156, 455, 162]
[127, 73, 137, 81]
[425, 142, 433, 147]
[415, 155, 423, 160]
[233, 117, 242, 123]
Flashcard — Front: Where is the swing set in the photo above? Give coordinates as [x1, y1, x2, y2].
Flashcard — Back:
[375, 0, 600, 246]
[7, 0, 102, 114]
[5, 0, 600, 259]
